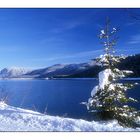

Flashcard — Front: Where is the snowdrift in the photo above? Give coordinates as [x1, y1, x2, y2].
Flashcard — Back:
[0, 102, 139, 131]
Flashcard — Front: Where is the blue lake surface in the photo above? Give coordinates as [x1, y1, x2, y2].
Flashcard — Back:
[0, 79, 139, 120]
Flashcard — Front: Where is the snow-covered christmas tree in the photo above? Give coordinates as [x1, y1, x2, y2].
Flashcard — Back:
[87, 18, 140, 127]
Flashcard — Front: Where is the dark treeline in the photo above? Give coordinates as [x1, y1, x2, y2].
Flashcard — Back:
[55, 54, 140, 78]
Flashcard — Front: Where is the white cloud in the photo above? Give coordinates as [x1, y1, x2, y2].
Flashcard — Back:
[40, 37, 64, 44]
[125, 22, 137, 26]
[50, 18, 88, 34]
[32, 49, 103, 62]
[0, 45, 22, 52]
[128, 34, 140, 44]
[32, 47, 140, 63]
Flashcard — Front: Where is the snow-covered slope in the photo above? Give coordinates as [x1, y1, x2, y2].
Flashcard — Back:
[0, 67, 31, 78]
[26, 62, 96, 78]
[0, 102, 139, 131]
[0, 61, 96, 79]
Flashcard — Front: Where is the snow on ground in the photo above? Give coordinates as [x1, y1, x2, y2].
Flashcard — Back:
[0, 101, 139, 131]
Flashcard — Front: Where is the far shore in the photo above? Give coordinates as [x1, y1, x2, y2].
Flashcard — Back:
[0, 77, 140, 80]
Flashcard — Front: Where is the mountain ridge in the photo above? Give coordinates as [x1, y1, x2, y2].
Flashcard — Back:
[0, 54, 140, 79]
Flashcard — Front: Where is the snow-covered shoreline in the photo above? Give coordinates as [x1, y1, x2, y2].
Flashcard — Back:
[0, 102, 139, 131]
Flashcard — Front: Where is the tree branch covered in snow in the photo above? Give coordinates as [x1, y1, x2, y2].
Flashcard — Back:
[86, 18, 140, 128]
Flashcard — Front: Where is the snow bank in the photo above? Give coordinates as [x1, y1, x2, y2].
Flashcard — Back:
[0, 102, 139, 131]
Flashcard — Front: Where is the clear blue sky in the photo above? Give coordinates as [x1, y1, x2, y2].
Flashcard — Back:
[0, 8, 140, 69]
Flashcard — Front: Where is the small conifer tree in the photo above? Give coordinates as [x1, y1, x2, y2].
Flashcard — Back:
[87, 18, 140, 127]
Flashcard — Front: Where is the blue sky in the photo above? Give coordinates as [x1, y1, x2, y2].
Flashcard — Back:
[0, 8, 140, 69]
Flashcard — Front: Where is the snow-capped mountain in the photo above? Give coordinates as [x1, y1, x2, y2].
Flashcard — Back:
[0, 60, 98, 79]
[0, 67, 31, 78]
[25, 62, 96, 78]
[0, 54, 139, 79]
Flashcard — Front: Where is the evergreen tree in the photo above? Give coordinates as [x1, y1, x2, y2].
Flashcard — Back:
[87, 18, 140, 127]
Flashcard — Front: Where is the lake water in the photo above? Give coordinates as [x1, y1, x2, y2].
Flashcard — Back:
[0, 79, 139, 121]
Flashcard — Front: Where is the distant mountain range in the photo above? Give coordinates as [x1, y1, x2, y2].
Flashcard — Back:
[0, 61, 96, 79]
[0, 54, 140, 79]
[0, 67, 31, 78]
